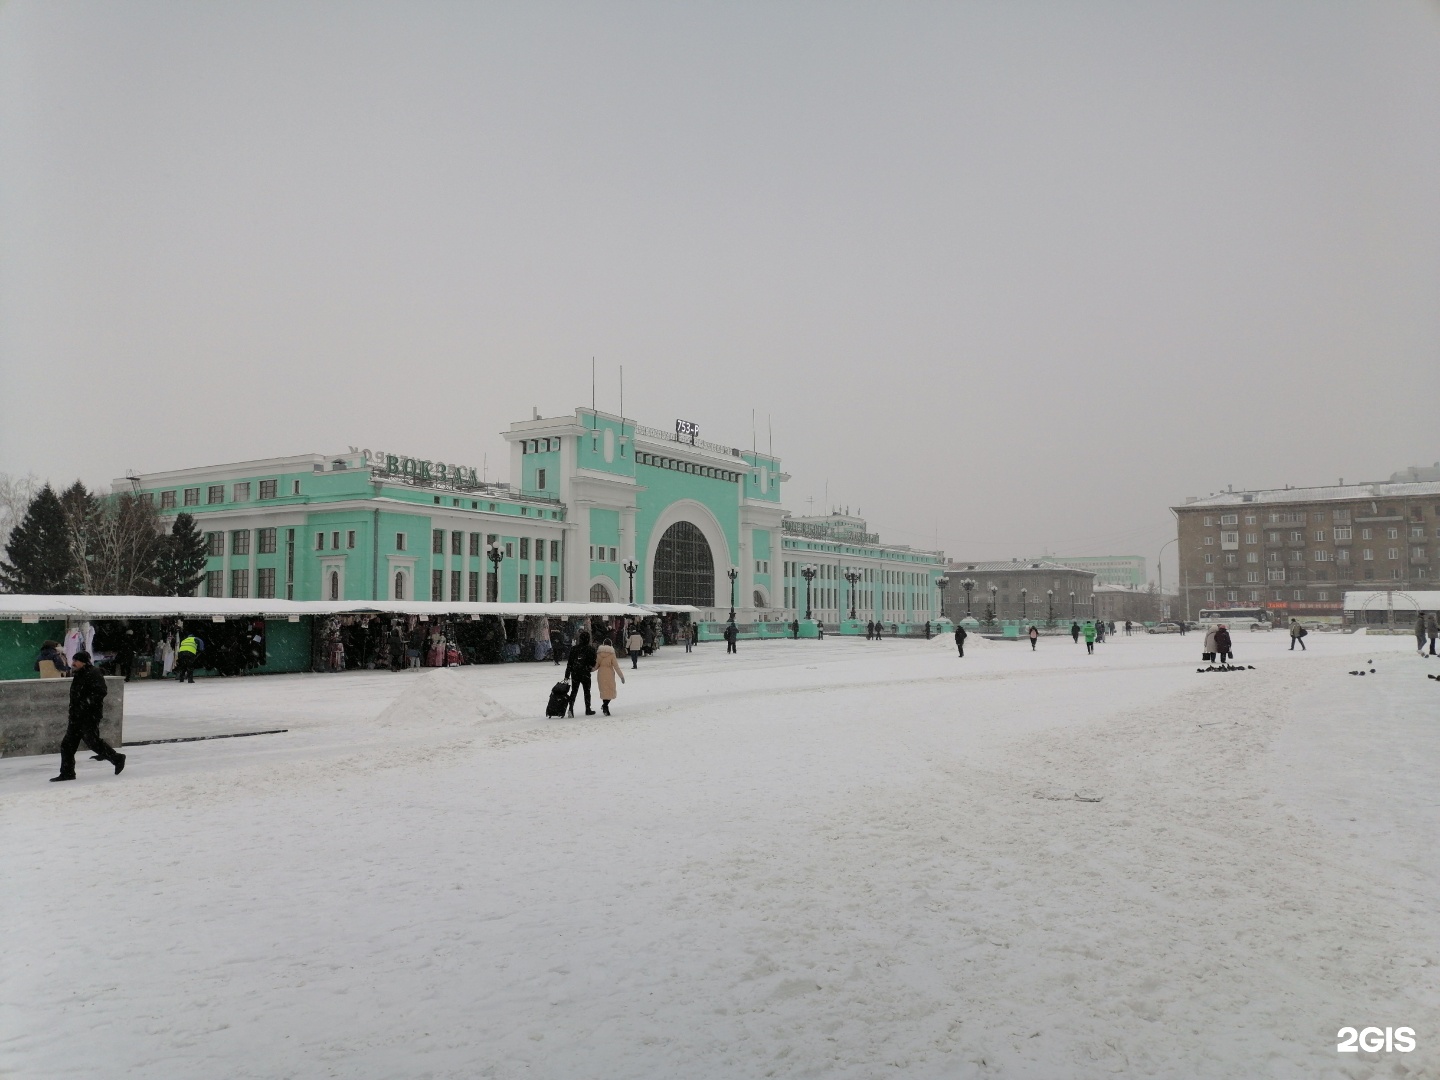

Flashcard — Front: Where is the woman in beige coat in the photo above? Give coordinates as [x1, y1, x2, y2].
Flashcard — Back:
[593, 636, 626, 715]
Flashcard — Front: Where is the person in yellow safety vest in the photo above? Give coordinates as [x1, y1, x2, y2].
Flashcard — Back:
[175, 634, 200, 684]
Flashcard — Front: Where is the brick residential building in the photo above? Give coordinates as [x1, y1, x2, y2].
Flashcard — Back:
[1171, 478, 1440, 622]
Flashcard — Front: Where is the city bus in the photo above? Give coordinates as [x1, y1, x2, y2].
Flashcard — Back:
[1195, 607, 1272, 631]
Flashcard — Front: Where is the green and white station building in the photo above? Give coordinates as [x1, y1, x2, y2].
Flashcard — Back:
[120, 408, 949, 634]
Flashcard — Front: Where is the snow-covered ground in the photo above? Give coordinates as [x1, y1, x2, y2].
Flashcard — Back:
[2, 631, 1436, 1078]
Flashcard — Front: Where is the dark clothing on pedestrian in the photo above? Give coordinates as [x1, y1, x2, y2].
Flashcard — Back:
[56, 663, 122, 779]
[865, 620, 874, 640]
[1214, 627, 1233, 663]
[566, 642, 598, 715]
[954, 626, 967, 657]
[724, 623, 738, 654]
[1028, 626, 1039, 651]
[1070, 623, 1081, 643]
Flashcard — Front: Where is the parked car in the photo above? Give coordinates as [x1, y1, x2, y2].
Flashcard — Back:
[1146, 622, 1182, 634]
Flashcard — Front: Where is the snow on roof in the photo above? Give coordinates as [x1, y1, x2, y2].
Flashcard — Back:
[0, 595, 650, 621]
[1179, 480, 1440, 509]
[1342, 590, 1440, 612]
[946, 560, 1096, 575]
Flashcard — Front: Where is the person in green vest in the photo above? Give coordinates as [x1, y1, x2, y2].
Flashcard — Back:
[175, 633, 201, 684]
[1082, 621, 1096, 655]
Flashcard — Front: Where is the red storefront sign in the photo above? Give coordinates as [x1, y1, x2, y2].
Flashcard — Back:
[1265, 601, 1343, 613]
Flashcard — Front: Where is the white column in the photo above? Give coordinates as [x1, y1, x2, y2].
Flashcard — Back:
[569, 502, 591, 602]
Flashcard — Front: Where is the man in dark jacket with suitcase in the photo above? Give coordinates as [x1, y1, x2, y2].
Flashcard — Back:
[51, 652, 125, 782]
[565, 632, 597, 717]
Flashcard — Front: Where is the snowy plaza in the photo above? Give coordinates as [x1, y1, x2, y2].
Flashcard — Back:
[2, 630, 1437, 1079]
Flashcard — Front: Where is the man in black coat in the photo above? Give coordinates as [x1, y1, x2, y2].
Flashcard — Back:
[565, 632, 597, 717]
[954, 624, 967, 657]
[724, 621, 738, 654]
[51, 652, 125, 782]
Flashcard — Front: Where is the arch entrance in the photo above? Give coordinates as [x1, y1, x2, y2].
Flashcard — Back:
[653, 521, 715, 606]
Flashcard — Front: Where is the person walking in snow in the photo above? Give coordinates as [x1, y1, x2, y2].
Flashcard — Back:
[1417, 615, 1429, 656]
[954, 623, 967, 658]
[50, 652, 125, 782]
[565, 631, 597, 717]
[1214, 625, 1233, 664]
[1202, 626, 1218, 662]
[593, 636, 625, 716]
[1070, 621, 1081, 644]
[865, 619, 874, 640]
[1427, 612, 1438, 657]
[627, 626, 644, 670]
[1290, 619, 1308, 651]
[724, 621, 738, 654]
[1082, 621, 1096, 654]
[1095, 620, 1106, 644]
[1028, 625, 1039, 651]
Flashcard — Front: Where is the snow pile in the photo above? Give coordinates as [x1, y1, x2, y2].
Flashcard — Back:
[375, 666, 513, 728]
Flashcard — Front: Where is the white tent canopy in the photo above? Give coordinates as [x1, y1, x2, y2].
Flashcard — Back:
[1342, 590, 1440, 613]
[0, 595, 662, 622]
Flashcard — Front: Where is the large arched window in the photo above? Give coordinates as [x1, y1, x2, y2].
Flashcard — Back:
[329, 571, 340, 601]
[590, 582, 612, 603]
[753, 589, 767, 609]
[653, 521, 714, 606]
[394, 571, 405, 600]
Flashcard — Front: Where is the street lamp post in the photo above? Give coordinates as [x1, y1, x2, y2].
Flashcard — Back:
[727, 566, 739, 623]
[935, 575, 949, 621]
[844, 568, 862, 620]
[1047, 589, 1054, 626]
[1020, 587, 1028, 623]
[959, 577, 976, 617]
[989, 584, 998, 624]
[801, 564, 817, 621]
[487, 543, 505, 602]
[623, 559, 638, 604]
[1069, 590, 1075, 617]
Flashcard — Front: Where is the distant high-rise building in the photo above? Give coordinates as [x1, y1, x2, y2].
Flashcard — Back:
[1027, 554, 1146, 587]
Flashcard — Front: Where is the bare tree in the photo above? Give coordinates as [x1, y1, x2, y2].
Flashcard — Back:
[0, 472, 41, 554]
[58, 481, 164, 595]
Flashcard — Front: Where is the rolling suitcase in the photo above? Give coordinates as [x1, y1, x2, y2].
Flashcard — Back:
[546, 681, 570, 718]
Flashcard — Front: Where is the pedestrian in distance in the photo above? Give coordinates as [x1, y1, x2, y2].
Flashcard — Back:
[1028, 625, 1039, 651]
[1214, 624, 1234, 664]
[1290, 619, 1308, 651]
[1095, 621, 1106, 644]
[684, 624, 694, 653]
[724, 621, 738, 654]
[565, 631, 597, 717]
[594, 635, 625, 716]
[1427, 612, 1438, 657]
[1202, 626, 1218, 663]
[924, 620, 932, 640]
[954, 623, 967, 658]
[1082, 621, 1096, 654]
[865, 620, 874, 640]
[1124, 620, 1133, 636]
[873, 622, 883, 641]
[1417, 614, 1429, 656]
[1070, 621, 1081, 644]
[791, 619, 800, 640]
[627, 626, 644, 670]
[174, 633, 201, 683]
[50, 652, 125, 782]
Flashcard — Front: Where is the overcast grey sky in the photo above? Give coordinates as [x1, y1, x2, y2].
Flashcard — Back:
[2, 1, 1437, 585]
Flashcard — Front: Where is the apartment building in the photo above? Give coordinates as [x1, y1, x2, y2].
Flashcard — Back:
[1172, 479, 1440, 620]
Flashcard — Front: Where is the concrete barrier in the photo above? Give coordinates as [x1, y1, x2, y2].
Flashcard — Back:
[0, 677, 124, 757]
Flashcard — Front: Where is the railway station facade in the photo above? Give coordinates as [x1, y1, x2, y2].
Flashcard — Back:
[121, 408, 948, 630]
